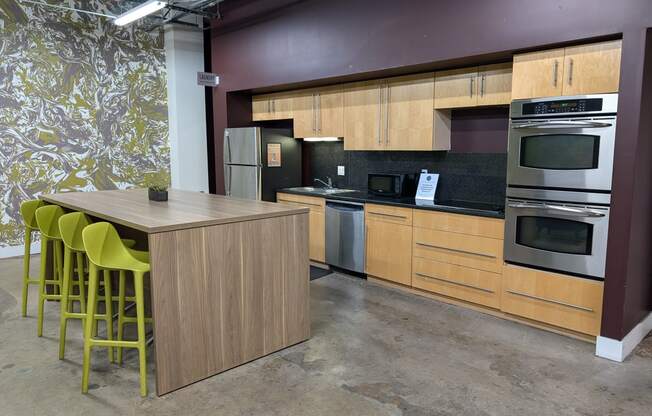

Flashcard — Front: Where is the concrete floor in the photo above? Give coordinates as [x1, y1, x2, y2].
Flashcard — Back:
[1, 255, 651, 416]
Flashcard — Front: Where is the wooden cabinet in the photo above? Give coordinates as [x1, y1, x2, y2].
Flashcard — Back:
[343, 80, 384, 150]
[252, 92, 294, 121]
[501, 264, 604, 336]
[562, 40, 622, 96]
[512, 40, 621, 99]
[365, 204, 413, 285]
[411, 210, 504, 308]
[292, 86, 344, 138]
[276, 193, 325, 263]
[344, 74, 449, 151]
[434, 63, 512, 109]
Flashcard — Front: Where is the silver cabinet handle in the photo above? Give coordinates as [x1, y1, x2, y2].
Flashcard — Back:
[277, 199, 323, 208]
[512, 120, 612, 129]
[368, 211, 407, 220]
[553, 60, 559, 87]
[312, 93, 316, 132]
[317, 92, 321, 133]
[415, 241, 496, 259]
[506, 289, 594, 312]
[480, 74, 486, 97]
[469, 77, 474, 98]
[415, 272, 494, 293]
[385, 84, 390, 145]
[568, 58, 574, 86]
[377, 84, 382, 145]
[267, 99, 271, 113]
[507, 202, 606, 217]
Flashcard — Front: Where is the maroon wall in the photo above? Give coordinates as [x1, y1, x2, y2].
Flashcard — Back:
[210, 0, 652, 340]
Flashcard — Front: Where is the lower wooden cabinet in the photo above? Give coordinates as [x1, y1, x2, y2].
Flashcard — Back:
[365, 204, 413, 285]
[501, 264, 604, 336]
[276, 193, 325, 263]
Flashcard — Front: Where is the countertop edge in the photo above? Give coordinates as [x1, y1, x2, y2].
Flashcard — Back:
[277, 189, 505, 219]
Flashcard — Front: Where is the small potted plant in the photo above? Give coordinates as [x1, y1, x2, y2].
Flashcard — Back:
[144, 171, 170, 202]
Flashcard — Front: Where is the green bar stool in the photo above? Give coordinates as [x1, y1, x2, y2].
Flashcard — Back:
[35, 205, 66, 337]
[57, 212, 140, 360]
[19, 199, 44, 317]
[82, 222, 151, 397]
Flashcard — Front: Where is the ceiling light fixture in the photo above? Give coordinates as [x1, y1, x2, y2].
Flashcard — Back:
[302, 137, 341, 142]
[114, 0, 167, 26]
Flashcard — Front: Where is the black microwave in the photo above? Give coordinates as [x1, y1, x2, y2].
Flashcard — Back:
[367, 173, 417, 197]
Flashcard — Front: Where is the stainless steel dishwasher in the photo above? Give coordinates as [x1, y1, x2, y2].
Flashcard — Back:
[325, 200, 366, 273]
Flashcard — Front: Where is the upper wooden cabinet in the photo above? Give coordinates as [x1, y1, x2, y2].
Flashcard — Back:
[252, 92, 294, 121]
[434, 63, 512, 109]
[512, 40, 621, 99]
[343, 74, 450, 151]
[293, 86, 344, 138]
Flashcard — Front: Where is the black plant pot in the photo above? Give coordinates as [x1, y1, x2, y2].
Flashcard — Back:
[148, 188, 168, 202]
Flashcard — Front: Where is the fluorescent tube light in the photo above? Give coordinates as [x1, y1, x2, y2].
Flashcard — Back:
[114, 1, 167, 26]
[303, 137, 341, 142]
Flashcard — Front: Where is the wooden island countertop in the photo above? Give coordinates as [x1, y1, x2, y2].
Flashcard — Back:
[42, 188, 308, 233]
[41, 189, 310, 395]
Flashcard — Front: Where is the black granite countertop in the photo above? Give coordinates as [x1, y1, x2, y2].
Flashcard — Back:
[278, 188, 505, 219]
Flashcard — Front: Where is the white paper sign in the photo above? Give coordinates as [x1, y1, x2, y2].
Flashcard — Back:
[415, 173, 439, 202]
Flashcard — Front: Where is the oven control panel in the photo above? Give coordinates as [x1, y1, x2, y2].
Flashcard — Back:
[521, 98, 603, 115]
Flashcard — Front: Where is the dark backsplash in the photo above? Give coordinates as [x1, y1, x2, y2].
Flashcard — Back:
[303, 108, 509, 206]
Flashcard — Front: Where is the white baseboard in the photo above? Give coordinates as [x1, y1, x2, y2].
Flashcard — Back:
[0, 242, 40, 259]
[596, 312, 652, 362]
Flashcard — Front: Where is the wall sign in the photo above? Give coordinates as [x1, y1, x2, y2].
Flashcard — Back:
[267, 143, 282, 167]
[197, 72, 220, 87]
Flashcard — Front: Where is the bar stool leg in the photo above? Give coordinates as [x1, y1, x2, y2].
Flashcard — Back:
[36, 237, 49, 337]
[58, 246, 73, 359]
[117, 270, 126, 365]
[103, 270, 114, 363]
[21, 227, 32, 317]
[134, 271, 148, 397]
[76, 252, 87, 314]
[53, 241, 62, 296]
[82, 264, 99, 394]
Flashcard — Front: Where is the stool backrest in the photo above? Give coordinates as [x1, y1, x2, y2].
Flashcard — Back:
[59, 212, 92, 252]
[82, 222, 147, 271]
[35, 205, 65, 239]
[20, 199, 44, 230]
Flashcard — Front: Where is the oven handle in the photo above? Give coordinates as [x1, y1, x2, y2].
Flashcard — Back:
[507, 203, 606, 218]
[512, 120, 613, 129]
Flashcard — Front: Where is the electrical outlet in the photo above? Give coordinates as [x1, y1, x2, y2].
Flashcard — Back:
[337, 165, 345, 176]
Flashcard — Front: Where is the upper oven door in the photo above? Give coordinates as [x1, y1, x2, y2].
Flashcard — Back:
[507, 117, 617, 191]
[504, 199, 610, 278]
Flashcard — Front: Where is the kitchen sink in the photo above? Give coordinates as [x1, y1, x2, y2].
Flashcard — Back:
[285, 187, 358, 195]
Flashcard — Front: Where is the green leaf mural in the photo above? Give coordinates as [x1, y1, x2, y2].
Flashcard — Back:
[0, 0, 170, 248]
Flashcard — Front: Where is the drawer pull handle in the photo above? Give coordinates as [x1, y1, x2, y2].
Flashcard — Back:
[368, 211, 408, 220]
[506, 289, 594, 313]
[415, 242, 496, 259]
[415, 272, 494, 293]
[277, 199, 323, 208]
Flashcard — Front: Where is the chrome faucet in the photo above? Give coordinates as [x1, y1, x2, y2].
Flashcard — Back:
[314, 176, 333, 189]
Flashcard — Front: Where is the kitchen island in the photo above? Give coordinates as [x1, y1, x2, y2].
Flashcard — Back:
[41, 189, 310, 395]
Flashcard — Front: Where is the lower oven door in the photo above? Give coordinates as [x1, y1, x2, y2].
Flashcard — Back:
[504, 199, 610, 278]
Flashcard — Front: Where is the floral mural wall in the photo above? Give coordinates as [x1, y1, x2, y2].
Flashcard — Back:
[0, 0, 169, 249]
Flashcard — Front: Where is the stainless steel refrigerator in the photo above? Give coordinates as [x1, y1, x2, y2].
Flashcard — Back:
[223, 127, 302, 202]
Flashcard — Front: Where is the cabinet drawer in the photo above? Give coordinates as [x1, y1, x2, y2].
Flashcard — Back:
[501, 264, 603, 336]
[413, 227, 503, 273]
[277, 193, 325, 213]
[413, 210, 504, 239]
[413, 257, 501, 309]
[365, 204, 412, 225]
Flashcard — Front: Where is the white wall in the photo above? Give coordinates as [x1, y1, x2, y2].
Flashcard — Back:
[165, 25, 209, 193]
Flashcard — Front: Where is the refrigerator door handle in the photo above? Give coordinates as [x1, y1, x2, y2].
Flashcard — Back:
[224, 165, 232, 196]
[257, 166, 262, 200]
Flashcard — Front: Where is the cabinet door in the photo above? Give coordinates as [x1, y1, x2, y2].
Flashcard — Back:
[477, 63, 512, 106]
[386, 73, 435, 150]
[309, 210, 325, 263]
[270, 92, 294, 120]
[316, 86, 344, 138]
[562, 40, 622, 96]
[343, 81, 384, 150]
[252, 95, 271, 121]
[512, 48, 565, 99]
[434, 67, 478, 109]
[366, 219, 412, 285]
[292, 89, 316, 138]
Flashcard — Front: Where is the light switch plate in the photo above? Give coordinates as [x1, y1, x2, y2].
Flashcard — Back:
[337, 165, 345, 176]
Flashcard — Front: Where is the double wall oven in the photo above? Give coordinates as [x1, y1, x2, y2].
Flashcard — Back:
[504, 94, 617, 279]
